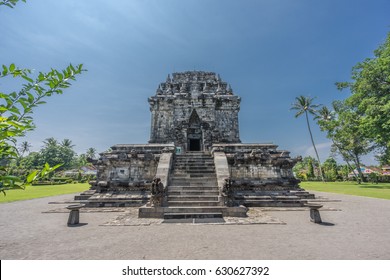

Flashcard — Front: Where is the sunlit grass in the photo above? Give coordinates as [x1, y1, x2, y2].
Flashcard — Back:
[300, 181, 390, 200]
[0, 183, 90, 203]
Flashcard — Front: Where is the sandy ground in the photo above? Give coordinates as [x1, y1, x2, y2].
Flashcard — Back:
[0, 191, 389, 260]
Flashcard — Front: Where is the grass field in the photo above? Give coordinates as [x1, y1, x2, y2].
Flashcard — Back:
[2, 181, 389, 203]
[301, 181, 390, 200]
[0, 183, 90, 203]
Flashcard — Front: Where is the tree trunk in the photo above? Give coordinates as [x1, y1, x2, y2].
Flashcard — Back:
[305, 111, 325, 182]
[332, 141, 359, 181]
[354, 154, 365, 183]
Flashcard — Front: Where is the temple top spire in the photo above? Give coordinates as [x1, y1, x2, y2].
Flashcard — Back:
[148, 70, 241, 150]
[153, 71, 234, 97]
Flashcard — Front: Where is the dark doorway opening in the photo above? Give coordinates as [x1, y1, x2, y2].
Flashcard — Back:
[189, 139, 201, 151]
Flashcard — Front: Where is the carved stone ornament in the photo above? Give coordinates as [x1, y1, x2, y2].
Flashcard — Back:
[130, 149, 138, 158]
[162, 147, 174, 153]
[118, 153, 128, 160]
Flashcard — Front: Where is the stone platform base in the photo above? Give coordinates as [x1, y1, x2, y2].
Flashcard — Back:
[233, 189, 314, 207]
[138, 205, 248, 219]
[85, 192, 150, 207]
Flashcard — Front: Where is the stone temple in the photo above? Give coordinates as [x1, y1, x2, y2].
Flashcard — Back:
[78, 71, 313, 219]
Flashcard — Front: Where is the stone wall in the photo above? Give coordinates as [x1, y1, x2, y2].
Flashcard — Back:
[212, 144, 301, 191]
[90, 144, 174, 192]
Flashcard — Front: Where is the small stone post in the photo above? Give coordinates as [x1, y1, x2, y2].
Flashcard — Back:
[66, 204, 85, 226]
[306, 204, 323, 223]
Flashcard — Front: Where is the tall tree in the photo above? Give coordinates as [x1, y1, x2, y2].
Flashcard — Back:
[40, 138, 76, 170]
[291, 96, 325, 181]
[61, 139, 75, 148]
[317, 102, 374, 182]
[86, 147, 97, 159]
[336, 32, 390, 164]
[316, 105, 359, 181]
[43, 137, 58, 148]
[18, 141, 31, 157]
[322, 157, 338, 181]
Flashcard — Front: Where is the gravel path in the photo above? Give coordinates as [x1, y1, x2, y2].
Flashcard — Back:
[0, 191, 389, 259]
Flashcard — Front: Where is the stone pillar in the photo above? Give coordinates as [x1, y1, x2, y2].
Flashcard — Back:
[213, 150, 230, 205]
[306, 204, 323, 223]
[66, 204, 84, 226]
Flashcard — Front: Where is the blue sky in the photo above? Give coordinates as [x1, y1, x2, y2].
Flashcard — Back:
[1, 0, 389, 164]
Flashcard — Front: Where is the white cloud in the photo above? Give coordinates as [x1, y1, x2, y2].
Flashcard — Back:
[303, 142, 332, 159]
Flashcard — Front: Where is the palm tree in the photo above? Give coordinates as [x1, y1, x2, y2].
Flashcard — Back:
[291, 95, 324, 182]
[86, 147, 97, 159]
[43, 137, 58, 148]
[18, 141, 32, 157]
[61, 138, 75, 148]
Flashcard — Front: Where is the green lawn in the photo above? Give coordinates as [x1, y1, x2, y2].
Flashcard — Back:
[301, 181, 390, 200]
[0, 183, 90, 203]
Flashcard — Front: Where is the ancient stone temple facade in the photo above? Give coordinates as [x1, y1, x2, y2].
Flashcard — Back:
[80, 71, 313, 218]
[148, 71, 240, 151]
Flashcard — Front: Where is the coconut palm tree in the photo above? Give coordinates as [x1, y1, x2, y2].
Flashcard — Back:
[61, 138, 75, 148]
[43, 137, 58, 148]
[86, 147, 97, 159]
[291, 95, 324, 182]
[18, 141, 32, 157]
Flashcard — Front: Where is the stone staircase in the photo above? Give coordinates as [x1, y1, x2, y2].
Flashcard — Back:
[164, 151, 225, 220]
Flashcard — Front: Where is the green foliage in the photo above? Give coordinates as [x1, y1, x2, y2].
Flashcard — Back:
[86, 147, 97, 159]
[0, 64, 84, 192]
[336, 32, 390, 164]
[0, 0, 26, 9]
[1, 64, 84, 161]
[40, 138, 76, 170]
[0, 162, 63, 194]
[316, 101, 374, 182]
[322, 157, 339, 181]
[307, 157, 315, 178]
[293, 156, 320, 181]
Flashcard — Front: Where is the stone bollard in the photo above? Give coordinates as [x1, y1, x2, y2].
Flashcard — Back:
[66, 204, 85, 226]
[305, 203, 323, 224]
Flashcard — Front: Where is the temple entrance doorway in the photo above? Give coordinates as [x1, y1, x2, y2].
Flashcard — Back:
[187, 110, 203, 152]
[189, 138, 201, 151]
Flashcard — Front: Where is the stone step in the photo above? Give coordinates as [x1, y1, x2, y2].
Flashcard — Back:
[168, 201, 221, 207]
[170, 186, 217, 189]
[242, 200, 306, 207]
[175, 155, 212, 159]
[170, 177, 217, 181]
[173, 162, 214, 167]
[289, 191, 315, 199]
[174, 160, 214, 163]
[168, 190, 219, 195]
[169, 187, 219, 192]
[138, 205, 247, 218]
[169, 184, 218, 188]
[174, 164, 214, 168]
[172, 170, 215, 174]
[173, 166, 214, 169]
[234, 195, 301, 200]
[74, 194, 93, 200]
[163, 206, 225, 213]
[174, 160, 214, 164]
[168, 195, 219, 202]
[164, 212, 223, 220]
[168, 185, 218, 191]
